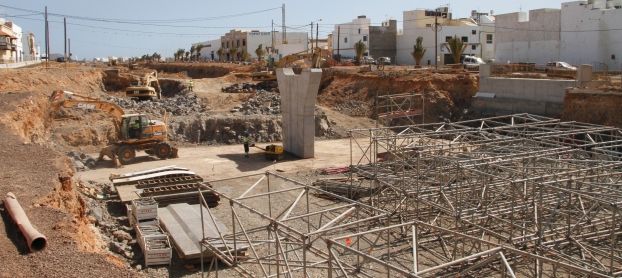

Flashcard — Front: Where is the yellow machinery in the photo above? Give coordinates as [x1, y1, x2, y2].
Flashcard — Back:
[49, 90, 178, 166]
[125, 71, 162, 100]
[252, 144, 284, 161]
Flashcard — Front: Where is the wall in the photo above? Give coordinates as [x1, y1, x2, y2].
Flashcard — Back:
[369, 20, 397, 62]
[220, 30, 248, 61]
[246, 31, 308, 60]
[561, 1, 622, 70]
[473, 64, 579, 116]
[494, 9, 561, 64]
[332, 16, 371, 59]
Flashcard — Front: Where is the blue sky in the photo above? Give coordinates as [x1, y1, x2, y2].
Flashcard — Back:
[0, 0, 567, 59]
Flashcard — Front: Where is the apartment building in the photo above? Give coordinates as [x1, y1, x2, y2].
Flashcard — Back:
[396, 8, 496, 65]
[0, 18, 23, 63]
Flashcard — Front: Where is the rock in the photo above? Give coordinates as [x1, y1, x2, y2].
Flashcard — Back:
[89, 206, 104, 224]
[109, 241, 125, 255]
[135, 264, 142, 271]
[112, 230, 132, 242]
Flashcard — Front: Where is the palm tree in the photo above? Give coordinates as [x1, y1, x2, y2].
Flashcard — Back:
[190, 45, 196, 61]
[444, 36, 467, 65]
[195, 44, 204, 61]
[229, 48, 238, 61]
[175, 49, 185, 61]
[241, 50, 250, 62]
[216, 48, 224, 62]
[184, 51, 190, 61]
[354, 40, 367, 65]
[411, 36, 426, 67]
[255, 44, 266, 62]
[152, 52, 161, 62]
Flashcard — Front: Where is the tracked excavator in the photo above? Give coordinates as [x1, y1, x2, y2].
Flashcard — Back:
[49, 90, 178, 167]
[125, 71, 162, 100]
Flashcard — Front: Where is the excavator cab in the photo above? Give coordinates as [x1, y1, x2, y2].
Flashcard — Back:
[120, 114, 152, 140]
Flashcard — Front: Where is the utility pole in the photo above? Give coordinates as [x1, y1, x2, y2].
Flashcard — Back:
[310, 22, 313, 51]
[316, 22, 319, 49]
[44, 6, 49, 62]
[282, 4, 286, 43]
[434, 10, 439, 70]
[63, 17, 67, 62]
[68, 38, 71, 61]
[337, 26, 341, 62]
[271, 20, 274, 53]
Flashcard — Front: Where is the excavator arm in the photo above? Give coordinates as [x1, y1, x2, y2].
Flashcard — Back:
[49, 90, 125, 124]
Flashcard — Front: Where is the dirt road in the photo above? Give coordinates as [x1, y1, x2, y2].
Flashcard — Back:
[78, 138, 362, 184]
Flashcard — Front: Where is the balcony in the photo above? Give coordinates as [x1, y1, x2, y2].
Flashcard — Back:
[0, 42, 16, 51]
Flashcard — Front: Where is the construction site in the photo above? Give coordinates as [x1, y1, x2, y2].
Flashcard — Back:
[1, 2, 622, 277]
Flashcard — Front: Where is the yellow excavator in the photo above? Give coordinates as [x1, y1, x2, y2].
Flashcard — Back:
[251, 47, 327, 81]
[49, 90, 178, 166]
[125, 71, 162, 100]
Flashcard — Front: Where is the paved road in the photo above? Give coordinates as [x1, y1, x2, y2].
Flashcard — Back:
[78, 138, 363, 183]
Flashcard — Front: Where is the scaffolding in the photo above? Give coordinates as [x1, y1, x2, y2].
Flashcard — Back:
[197, 114, 622, 277]
[345, 113, 622, 277]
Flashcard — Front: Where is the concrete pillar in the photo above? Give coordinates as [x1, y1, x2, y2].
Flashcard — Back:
[480, 64, 491, 79]
[277, 68, 322, 158]
[576, 64, 593, 86]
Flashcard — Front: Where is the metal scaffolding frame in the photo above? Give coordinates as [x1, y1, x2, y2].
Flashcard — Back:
[374, 92, 425, 127]
[196, 114, 622, 277]
[343, 113, 622, 277]
[197, 172, 389, 277]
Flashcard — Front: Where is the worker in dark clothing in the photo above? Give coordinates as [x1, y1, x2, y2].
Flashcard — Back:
[241, 132, 251, 158]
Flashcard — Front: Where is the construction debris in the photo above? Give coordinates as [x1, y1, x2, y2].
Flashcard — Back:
[131, 198, 172, 267]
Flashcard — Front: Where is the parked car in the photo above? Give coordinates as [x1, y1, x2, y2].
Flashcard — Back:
[545, 61, 577, 71]
[362, 56, 376, 65]
[378, 57, 391, 65]
[462, 55, 485, 70]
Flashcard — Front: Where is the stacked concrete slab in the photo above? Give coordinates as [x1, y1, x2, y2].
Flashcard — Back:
[277, 68, 322, 158]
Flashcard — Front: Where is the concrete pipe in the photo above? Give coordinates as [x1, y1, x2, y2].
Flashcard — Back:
[4, 192, 47, 252]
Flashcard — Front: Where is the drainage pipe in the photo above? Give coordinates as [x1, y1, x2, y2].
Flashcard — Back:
[4, 192, 47, 252]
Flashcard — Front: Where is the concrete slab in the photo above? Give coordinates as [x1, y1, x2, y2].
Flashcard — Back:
[158, 203, 244, 260]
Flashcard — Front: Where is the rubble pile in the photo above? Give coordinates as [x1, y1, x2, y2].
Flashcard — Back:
[106, 94, 207, 116]
[221, 80, 278, 93]
[232, 90, 281, 115]
[67, 151, 98, 171]
[333, 100, 370, 117]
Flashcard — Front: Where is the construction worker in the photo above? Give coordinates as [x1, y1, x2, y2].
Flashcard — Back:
[188, 79, 194, 92]
[130, 119, 141, 138]
[241, 132, 251, 158]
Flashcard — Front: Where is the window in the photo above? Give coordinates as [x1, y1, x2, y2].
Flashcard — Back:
[226, 41, 229, 48]
[612, 54, 616, 60]
[445, 36, 452, 42]
[426, 24, 432, 27]
[243, 39, 246, 46]
[237, 40, 240, 47]
[222, 42, 225, 48]
[486, 34, 493, 44]
[461, 36, 468, 43]
[363, 35, 368, 42]
[345, 37, 348, 43]
[358, 28, 361, 34]
[472, 30, 477, 35]
[471, 45, 477, 50]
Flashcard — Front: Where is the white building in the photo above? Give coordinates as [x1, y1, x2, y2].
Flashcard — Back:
[561, 0, 622, 70]
[332, 16, 371, 59]
[194, 39, 221, 61]
[396, 8, 496, 66]
[0, 18, 23, 63]
[494, 9, 562, 64]
[495, 0, 622, 69]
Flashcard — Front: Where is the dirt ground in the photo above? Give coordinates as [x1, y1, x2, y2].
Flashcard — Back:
[0, 61, 476, 277]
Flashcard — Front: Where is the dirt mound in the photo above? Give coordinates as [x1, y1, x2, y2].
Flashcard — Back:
[146, 62, 253, 78]
[0, 92, 132, 276]
[562, 88, 622, 128]
[318, 69, 478, 122]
